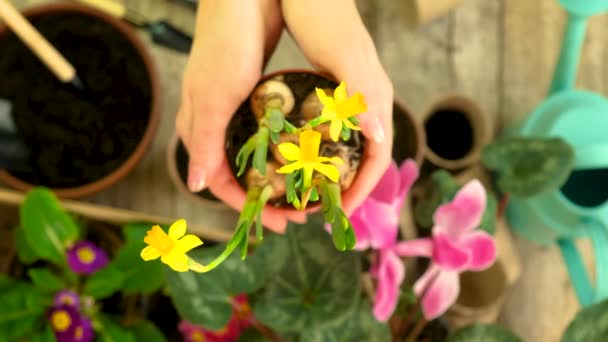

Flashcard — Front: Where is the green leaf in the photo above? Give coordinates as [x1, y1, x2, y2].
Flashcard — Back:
[270, 130, 280, 144]
[236, 328, 269, 342]
[481, 137, 574, 197]
[31, 325, 57, 342]
[28, 268, 64, 292]
[236, 135, 257, 177]
[283, 120, 297, 133]
[0, 283, 46, 341]
[253, 127, 270, 175]
[340, 126, 351, 141]
[0, 274, 16, 291]
[448, 324, 522, 342]
[98, 315, 136, 342]
[130, 320, 167, 342]
[14, 226, 41, 264]
[300, 299, 390, 342]
[113, 223, 165, 294]
[309, 187, 319, 202]
[253, 214, 361, 333]
[20, 187, 79, 265]
[166, 233, 288, 330]
[561, 299, 608, 342]
[267, 109, 285, 132]
[83, 264, 125, 299]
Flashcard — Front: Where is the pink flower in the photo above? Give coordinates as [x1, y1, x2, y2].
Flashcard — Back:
[350, 159, 419, 250]
[395, 180, 497, 320]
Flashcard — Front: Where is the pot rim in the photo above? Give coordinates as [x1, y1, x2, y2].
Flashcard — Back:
[421, 93, 491, 171]
[0, 2, 161, 199]
[393, 97, 426, 166]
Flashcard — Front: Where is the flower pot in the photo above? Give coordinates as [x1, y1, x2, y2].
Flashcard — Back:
[0, 2, 160, 199]
[167, 134, 229, 211]
[421, 94, 491, 177]
[222, 69, 366, 214]
[392, 98, 425, 166]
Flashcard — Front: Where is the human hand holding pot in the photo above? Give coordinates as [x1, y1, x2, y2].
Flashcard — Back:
[177, 0, 393, 232]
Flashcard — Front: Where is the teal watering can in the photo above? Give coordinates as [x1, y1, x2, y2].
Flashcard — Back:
[506, 0, 608, 307]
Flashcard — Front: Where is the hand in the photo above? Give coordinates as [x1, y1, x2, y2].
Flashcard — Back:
[281, 0, 394, 215]
[176, 0, 306, 233]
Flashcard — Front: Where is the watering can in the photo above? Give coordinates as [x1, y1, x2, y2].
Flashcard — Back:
[506, 0, 608, 307]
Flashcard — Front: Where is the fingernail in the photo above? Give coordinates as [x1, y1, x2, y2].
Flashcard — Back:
[188, 169, 206, 192]
[372, 116, 385, 143]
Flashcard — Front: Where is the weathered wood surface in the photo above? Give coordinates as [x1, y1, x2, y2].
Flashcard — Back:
[3, 0, 608, 340]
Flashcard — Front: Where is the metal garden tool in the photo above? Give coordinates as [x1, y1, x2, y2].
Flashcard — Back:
[74, 0, 193, 53]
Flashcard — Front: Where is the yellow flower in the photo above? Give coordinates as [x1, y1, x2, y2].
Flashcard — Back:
[316, 81, 367, 141]
[276, 130, 343, 187]
[140, 219, 203, 272]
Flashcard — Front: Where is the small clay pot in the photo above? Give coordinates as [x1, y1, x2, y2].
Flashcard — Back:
[0, 3, 160, 199]
[392, 98, 425, 166]
[167, 134, 228, 211]
[421, 94, 491, 176]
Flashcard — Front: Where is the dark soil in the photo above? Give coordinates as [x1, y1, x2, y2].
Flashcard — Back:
[425, 109, 473, 160]
[224, 72, 365, 207]
[175, 140, 221, 202]
[561, 169, 608, 208]
[392, 104, 420, 164]
[0, 12, 152, 188]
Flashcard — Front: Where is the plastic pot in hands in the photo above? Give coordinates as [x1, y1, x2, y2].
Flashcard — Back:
[0, 3, 160, 199]
[177, 70, 368, 274]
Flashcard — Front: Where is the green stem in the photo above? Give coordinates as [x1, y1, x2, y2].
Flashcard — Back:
[253, 127, 269, 175]
[307, 116, 329, 127]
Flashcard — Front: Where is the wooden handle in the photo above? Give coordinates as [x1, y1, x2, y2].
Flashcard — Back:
[73, 0, 126, 19]
[0, 0, 75, 82]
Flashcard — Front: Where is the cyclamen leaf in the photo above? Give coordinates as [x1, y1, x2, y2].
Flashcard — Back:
[561, 299, 608, 342]
[130, 320, 167, 342]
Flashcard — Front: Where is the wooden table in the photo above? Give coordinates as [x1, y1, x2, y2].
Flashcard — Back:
[3, 0, 606, 340]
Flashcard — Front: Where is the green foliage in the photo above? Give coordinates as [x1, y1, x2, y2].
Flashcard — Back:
[83, 264, 125, 299]
[300, 299, 390, 342]
[448, 324, 522, 342]
[28, 268, 65, 292]
[20, 187, 79, 265]
[165, 233, 288, 330]
[236, 328, 269, 342]
[130, 320, 167, 342]
[561, 299, 608, 342]
[97, 315, 136, 342]
[0, 282, 47, 341]
[113, 223, 165, 294]
[31, 325, 57, 342]
[253, 214, 361, 334]
[481, 137, 574, 197]
[321, 182, 356, 250]
[414, 170, 497, 234]
[14, 226, 40, 265]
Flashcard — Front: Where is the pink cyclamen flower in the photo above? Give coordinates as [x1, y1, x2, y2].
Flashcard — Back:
[66, 241, 109, 275]
[395, 180, 497, 320]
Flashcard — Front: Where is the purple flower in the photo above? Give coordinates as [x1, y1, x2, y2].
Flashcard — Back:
[67, 241, 108, 274]
[53, 290, 80, 308]
[48, 305, 94, 342]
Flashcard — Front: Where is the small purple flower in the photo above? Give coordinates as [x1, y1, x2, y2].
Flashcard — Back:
[48, 305, 94, 342]
[53, 290, 80, 308]
[67, 241, 108, 274]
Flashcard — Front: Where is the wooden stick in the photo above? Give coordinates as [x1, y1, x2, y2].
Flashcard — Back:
[0, 187, 239, 242]
[0, 0, 75, 82]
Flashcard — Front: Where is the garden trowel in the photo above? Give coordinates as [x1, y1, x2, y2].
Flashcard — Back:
[0, 98, 32, 173]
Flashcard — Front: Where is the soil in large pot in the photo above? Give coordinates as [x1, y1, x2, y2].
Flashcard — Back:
[0, 12, 152, 188]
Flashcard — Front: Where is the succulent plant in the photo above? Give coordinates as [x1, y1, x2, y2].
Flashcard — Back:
[481, 136, 574, 198]
[414, 170, 497, 235]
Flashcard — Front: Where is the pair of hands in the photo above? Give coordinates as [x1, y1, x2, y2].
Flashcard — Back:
[176, 0, 394, 233]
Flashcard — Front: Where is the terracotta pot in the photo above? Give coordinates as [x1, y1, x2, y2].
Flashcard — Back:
[167, 133, 230, 212]
[421, 94, 491, 176]
[0, 3, 160, 199]
[392, 98, 425, 166]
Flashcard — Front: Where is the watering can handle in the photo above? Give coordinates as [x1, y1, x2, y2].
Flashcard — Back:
[574, 144, 608, 170]
[558, 219, 608, 306]
[548, 13, 587, 95]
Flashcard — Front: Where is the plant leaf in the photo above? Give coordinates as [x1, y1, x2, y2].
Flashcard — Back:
[0, 283, 46, 341]
[236, 135, 258, 177]
[14, 226, 40, 265]
[253, 127, 270, 175]
[236, 327, 268, 342]
[113, 223, 165, 294]
[83, 264, 125, 299]
[20, 188, 79, 265]
[300, 299, 390, 342]
[98, 315, 136, 342]
[561, 299, 608, 342]
[28, 268, 64, 292]
[130, 320, 167, 342]
[267, 109, 285, 132]
[481, 137, 574, 197]
[253, 214, 361, 333]
[31, 324, 57, 342]
[448, 324, 522, 342]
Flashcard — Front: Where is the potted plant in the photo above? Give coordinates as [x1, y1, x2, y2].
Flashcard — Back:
[0, 3, 160, 199]
[0, 188, 173, 341]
